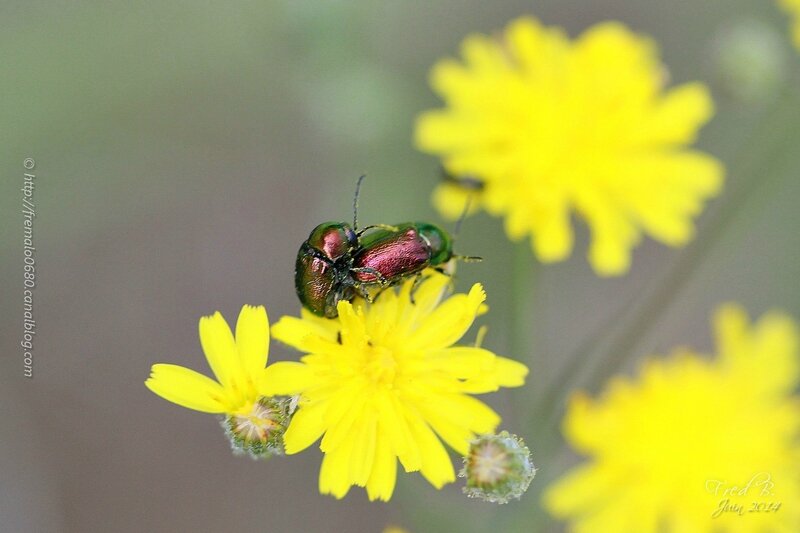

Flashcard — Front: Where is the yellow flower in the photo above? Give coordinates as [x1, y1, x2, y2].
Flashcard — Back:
[780, 0, 800, 48]
[383, 527, 411, 533]
[145, 305, 290, 457]
[415, 17, 724, 276]
[264, 273, 529, 501]
[543, 304, 800, 532]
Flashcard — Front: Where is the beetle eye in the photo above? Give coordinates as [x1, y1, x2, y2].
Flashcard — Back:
[345, 226, 358, 247]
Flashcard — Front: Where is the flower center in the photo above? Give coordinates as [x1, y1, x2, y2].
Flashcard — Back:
[222, 396, 293, 459]
[461, 431, 535, 503]
[231, 400, 278, 443]
[364, 344, 398, 387]
[470, 442, 510, 485]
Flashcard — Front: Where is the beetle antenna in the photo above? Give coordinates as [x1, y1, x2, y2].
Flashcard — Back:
[452, 194, 473, 242]
[353, 174, 366, 231]
[449, 194, 482, 263]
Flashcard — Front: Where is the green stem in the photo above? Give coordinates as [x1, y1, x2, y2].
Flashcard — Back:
[487, 241, 539, 531]
[508, 241, 538, 421]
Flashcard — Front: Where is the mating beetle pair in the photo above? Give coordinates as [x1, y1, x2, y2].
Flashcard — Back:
[295, 177, 473, 318]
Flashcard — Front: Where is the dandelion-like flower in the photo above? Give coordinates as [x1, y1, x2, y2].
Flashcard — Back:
[460, 430, 536, 504]
[263, 272, 529, 501]
[780, 0, 800, 48]
[145, 305, 289, 458]
[415, 17, 724, 275]
[543, 304, 800, 532]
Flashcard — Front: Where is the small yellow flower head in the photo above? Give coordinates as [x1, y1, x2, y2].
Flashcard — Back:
[460, 430, 536, 504]
[145, 305, 288, 456]
[265, 272, 529, 501]
[543, 304, 800, 532]
[222, 396, 294, 459]
[779, 0, 800, 48]
[416, 17, 724, 276]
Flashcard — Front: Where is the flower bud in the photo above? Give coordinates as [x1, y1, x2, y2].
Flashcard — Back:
[712, 19, 787, 103]
[222, 396, 295, 459]
[460, 431, 535, 504]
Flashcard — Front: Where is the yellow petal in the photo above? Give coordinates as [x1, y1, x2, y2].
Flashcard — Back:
[425, 346, 496, 379]
[404, 411, 455, 488]
[145, 364, 227, 413]
[366, 425, 398, 501]
[300, 308, 341, 336]
[412, 409, 472, 457]
[283, 400, 327, 454]
[414, 393, 500, 455]
[492, 356, 529, 387]
[458, 355, 528, 393]
[461, 33, 508, 73]
[337, 301, 368, 348]
[235, 305, 270, 374]
[431, 182, 482, 221]
[542, 463, 616, 517]
[271, 315, 332, 352]
[374, 390, 422, 472]
[506, 16, 570, 73]
[319, 434, 356, 499]
[578, 194, 637, 277]
[713, 303, 749, 364]
[320, 389, 366, 453]
[529, 193, 574, 262]
[415, 110, 464, 152]
[407, 283, 485, 350]
[259, 361, 313, 396]
[641, 83, 713, 145]
[404, 272, 451, 322]
[199, 311, 244, 390]
[619, 151, 723, 246]
[349, 408, 378, 486]
[751, 312, 799, 387]
[715, 303, 800, 393]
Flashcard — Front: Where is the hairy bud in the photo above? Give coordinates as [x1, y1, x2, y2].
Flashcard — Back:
[460, 431, 536, 504]
[222, 396, 296, 459]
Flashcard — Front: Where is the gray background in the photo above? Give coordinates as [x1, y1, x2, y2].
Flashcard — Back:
[2, 1, 799, 532]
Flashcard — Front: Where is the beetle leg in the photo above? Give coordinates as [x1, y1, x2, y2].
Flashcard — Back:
[408, 273, 426, 305]
[430, 266, 458, 295]
[453, 254, 483, 263]
[351, 266, 390, 286]
[356, 284, 375, 304]
[357, 224, 400, 236]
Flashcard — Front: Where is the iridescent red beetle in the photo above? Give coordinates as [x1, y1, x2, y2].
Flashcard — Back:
[294, 176, 477, 318]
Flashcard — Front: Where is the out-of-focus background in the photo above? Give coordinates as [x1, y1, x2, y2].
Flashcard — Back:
[2, 1, 799, 532]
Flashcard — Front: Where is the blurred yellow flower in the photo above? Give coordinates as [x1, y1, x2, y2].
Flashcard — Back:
[145, 305, 289, 457]
[543, 304, 800, 532]
[416, 17, 724, 275]
[780, 0, 800, 48]
[383, 527, 411, 533]
[265, 273, 528, 501]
